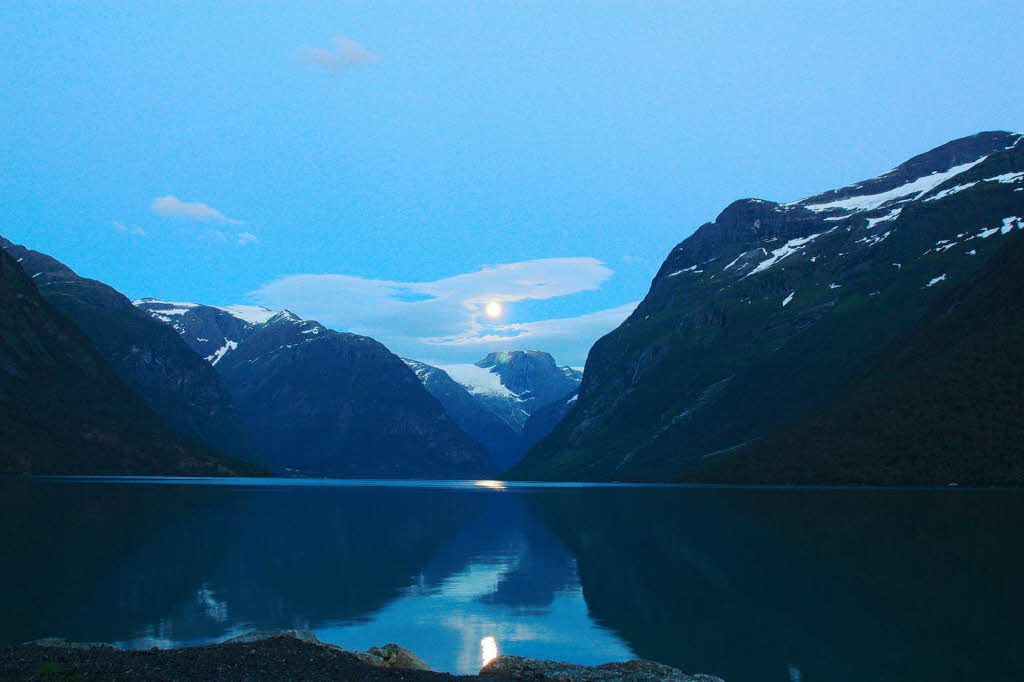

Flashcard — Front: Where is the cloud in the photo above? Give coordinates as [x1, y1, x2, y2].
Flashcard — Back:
[297, 35, 377, 74]
[422, 302, 639, 349]
[112, 220, 145, 236]
[151, 195, 243, 225]
[235, 232, 259, 246]
[249, 258, 633, 363]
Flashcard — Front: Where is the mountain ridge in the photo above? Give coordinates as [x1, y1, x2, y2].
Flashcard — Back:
[512, 130, 1024, 482]
[0, 245, 257, 475]
[137, 299, 493, 478]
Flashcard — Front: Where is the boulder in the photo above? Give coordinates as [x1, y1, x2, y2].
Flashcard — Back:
[356, 643, 432, 671]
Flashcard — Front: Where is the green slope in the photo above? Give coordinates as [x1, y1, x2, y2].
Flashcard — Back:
[687, 229, 1024, 485]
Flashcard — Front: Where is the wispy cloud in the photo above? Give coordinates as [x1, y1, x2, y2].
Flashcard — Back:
[151, 195, 243, 225]
[112, 220, 145, 236]
[235, 232, 259, 246]
[249, 258, 633, 363]
[297, 35, 377, 74]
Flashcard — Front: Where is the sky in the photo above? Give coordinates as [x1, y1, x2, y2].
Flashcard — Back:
[2, 1, 1021, 365]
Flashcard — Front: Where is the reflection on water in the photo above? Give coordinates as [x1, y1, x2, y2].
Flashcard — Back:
[481, 636, 498, 667]
[1, 478, 1023, 680]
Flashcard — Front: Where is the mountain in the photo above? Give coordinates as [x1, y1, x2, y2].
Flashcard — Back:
[0, 246, 256, 475]
[402, 359, 525, 471]
[137, 301, 492, 478]
[134, 299, 280, 366]
[686, 228, 1024, 485]
[432, 351, 581, 431]
[0, 238, 252, 460]
[405, 351, 582, 471]
[512, 130, 1024, 482]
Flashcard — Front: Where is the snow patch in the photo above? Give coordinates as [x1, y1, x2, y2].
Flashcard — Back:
[667, 264, 702, 277]
[205, 340, 238, 365]
[865, 208, 902, 228]
[781, 292, 795, 307]
[856, 230, 892, 247]
[800, 157, 987, 213]
[133, 298, 198, 309]
[722, 253, 747, 271]
[1001, 216, 1021, 234]
[926, 274, 947, 287]
[436, 364, 521, 399]
[214, 304, 278, 325]
[987, 171, 1024, 184]
[924, 182, 978, 202]
[745, 232, 825, 278]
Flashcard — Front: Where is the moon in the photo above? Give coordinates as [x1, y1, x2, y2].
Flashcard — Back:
[484, 301, 503, 318]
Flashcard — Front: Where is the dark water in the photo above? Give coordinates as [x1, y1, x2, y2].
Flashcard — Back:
[1, 478, 1022, 680]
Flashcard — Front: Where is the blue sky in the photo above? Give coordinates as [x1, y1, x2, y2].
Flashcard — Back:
[2, 1, 1021, 365]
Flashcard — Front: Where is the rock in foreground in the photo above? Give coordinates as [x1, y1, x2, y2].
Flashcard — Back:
[1, 634, 457, 681]
[1, 633, 724, 681]
[481, 654, 724, 681]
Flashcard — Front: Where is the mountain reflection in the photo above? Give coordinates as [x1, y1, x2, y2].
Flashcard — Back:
[2, 480, 1023, 680]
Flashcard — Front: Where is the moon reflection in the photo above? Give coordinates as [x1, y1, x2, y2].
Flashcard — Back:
[473, 480, 507, 491]
[481, 636, 498, 667]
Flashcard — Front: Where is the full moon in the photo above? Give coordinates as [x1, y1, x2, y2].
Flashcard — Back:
[484, 301, 503, 318]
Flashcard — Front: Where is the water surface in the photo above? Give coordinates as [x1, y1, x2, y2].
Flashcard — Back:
[1, 477, 1021, 680]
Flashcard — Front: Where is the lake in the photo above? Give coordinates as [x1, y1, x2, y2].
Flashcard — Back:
[1, 477, 1022, 680]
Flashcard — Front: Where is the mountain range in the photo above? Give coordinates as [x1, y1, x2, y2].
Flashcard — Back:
[0, 235, 579, 477]
[0, 245, 257, 476]
[512, 130, 1024, 484]
[3, 130, 1022, 483]
[403, 352, 581, 470]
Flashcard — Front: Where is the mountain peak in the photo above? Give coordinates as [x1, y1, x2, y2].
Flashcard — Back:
[476, 350, 556, 369]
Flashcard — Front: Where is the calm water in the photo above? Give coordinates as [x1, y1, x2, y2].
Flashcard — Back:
[1, 478, 1022, 680]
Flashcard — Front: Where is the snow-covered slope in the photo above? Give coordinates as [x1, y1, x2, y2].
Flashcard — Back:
[134, 299, 286, 367]
[404, 351, 583, 469]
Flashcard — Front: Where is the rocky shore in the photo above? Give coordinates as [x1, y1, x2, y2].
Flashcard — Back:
[0, 631, 724, 681]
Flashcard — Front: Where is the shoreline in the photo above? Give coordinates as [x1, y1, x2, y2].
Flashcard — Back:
[1, 631, 724, 681]
[6, 473, 1024, 491]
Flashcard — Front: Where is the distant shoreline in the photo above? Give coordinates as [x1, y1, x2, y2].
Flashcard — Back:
[5, 473, 1024, 491]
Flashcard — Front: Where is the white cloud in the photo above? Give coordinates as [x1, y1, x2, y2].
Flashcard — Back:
[235, 232, 259, 246]
[151, 195, 243, 225]
[298, 35, 377, 74]
[249, 258, 633, 363]
[112, 220, 145, 236]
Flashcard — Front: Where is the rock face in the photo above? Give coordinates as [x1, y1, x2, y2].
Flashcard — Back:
[480, 655, 724, 681]
[1, 239, 252, 460]
[406, 351, 582, 471]
[0, 246, 255, 476]
[475, 351, 582, 429]
[512, 130, 1024, 483]
[136, 300, 492, 478]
